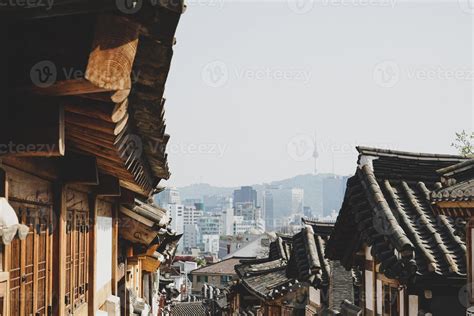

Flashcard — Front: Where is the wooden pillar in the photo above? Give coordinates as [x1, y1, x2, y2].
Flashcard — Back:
[0, 167, 10, 316]
[52, 182, 66, 316]
[468, 218, 474, 306]
[88, 194, 97, 315]
[0, 167, 7, 197]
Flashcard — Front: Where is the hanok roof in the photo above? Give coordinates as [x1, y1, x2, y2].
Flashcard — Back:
[301, 218, 335, 237]
[235, 224, 332, 301]
[268, 234, 292, 261]
[235, 258, 297, 300]
[157, 232, 183, 263]
[287, 224, 330, 288]
[3, 1, 185, 197]
[170, 302, 207, 316]
[327, 147, 467, 283]
[191, 257, 245, 276]
[119, 199, 170, 245]
[431, 159, 474, 206]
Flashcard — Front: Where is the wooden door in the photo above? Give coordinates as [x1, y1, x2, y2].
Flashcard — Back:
[65, 209, 89, 314]
[9, 202, 52, 316]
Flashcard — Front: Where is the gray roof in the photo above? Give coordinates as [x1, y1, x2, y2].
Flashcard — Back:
[170, 302, 206, 316]
[432, 159, 474, 203]
[327, 147, 467, 283]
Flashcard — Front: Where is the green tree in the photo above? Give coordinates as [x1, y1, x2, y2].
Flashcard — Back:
[452, 130, 474, 157]
[195, 257, 207, 267]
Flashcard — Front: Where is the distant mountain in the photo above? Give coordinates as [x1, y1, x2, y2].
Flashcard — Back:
[178, 173, 348, 216]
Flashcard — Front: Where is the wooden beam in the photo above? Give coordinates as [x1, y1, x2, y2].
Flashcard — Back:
[67, 137, 124, 165]
[436, 201, 474, 210]
[66, 124, 117, 144]
[60, 153, 99, 185]
[85, 14, 140, 91]
[64, 111, 116, 135]
[79, 89, 130, 104]
[28, 78, 109, 96]
[64, 97, 128, 123]
[0, 167, 7, 197]
[0, 102, 65, 157]
[96, 173, 121, 197]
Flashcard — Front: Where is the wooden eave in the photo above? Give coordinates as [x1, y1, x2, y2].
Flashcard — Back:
[432, 201, 474, 218]
[2, 1, 184, 197]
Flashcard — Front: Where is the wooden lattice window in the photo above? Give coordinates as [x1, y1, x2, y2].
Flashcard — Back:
[65, 209, 89, 314]
[382, 283, 399, 316]
[9, 203, 52, 316]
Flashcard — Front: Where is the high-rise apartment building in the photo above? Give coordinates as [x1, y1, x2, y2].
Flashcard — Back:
[233, 186, 258, 208]
[156, 187, 181, 205]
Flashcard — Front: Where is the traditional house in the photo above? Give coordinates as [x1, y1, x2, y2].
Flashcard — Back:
[0, 1, 185, 315]
[190, 257, 245, 295]
[326, 147, 468, 316]
[231, 223, 353, 315]
[431, 158, 474, 311]
[302, 219, 354, 313]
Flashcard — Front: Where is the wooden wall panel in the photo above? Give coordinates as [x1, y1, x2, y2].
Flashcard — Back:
[4, 166, 53, 205]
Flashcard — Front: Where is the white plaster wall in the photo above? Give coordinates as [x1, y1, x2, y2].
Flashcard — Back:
[365, 246, 373, 260]
[365, 270, 373, 311]
[376, 279, 382, 315]
[96, 216, 112, 291]
[309, 287, 321, 306]
[408, 295, 418, 316]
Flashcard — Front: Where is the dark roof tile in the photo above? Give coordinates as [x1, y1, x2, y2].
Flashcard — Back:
[327, 147, 467, 283]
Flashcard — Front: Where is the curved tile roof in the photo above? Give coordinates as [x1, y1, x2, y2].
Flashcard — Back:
[432, 159, 474, 203]
[327, 147, 467, 283]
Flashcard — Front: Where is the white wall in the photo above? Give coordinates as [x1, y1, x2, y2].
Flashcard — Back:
[376, 280, 382, 315]
[365, 270, 373, 311]
[408, 295, 418, 316]
[96, 216, 112, 291]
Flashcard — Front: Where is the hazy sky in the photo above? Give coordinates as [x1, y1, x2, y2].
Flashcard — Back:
[163, 0, 473, 187]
